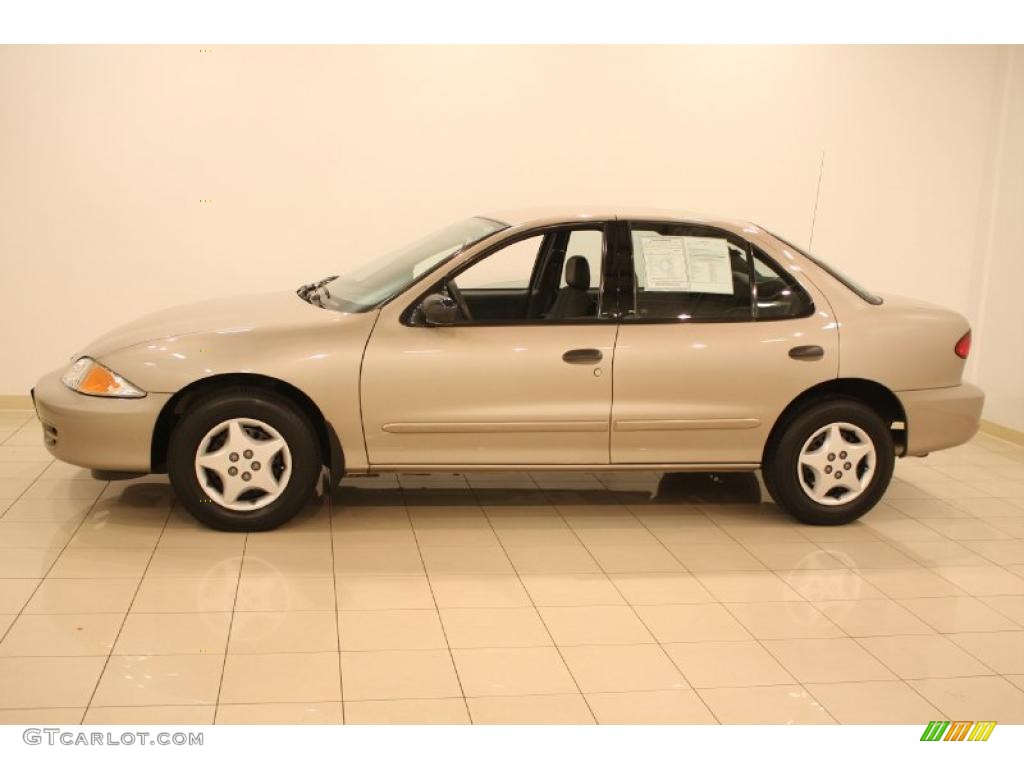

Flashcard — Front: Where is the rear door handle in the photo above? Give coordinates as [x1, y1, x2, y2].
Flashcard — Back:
[562, 348, 603, 364]
[789, 345, 824, 361]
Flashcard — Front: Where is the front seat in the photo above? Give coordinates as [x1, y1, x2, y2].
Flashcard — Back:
[547, 255, 595, 319]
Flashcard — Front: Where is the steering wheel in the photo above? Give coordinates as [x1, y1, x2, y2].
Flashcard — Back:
[446, 280, 473, 321]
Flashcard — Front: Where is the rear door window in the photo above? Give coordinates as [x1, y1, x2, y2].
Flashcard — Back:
[751, 247, 814, 319]
[627, 223, 753, 321]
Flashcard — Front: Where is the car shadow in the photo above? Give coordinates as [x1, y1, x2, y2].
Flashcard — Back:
[101, 480, 177, 509]
[652, 471, 765, 504]
[334, 470, 770, 511]
[100, 471, 778, 527]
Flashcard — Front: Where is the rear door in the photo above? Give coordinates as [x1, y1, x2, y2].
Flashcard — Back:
[610, 221, 839, 464]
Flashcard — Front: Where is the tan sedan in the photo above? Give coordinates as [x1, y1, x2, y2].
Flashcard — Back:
[32, 209, 983, 530]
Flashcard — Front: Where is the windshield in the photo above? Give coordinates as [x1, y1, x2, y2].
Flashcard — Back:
[303, 217, 508, 312]
[768, 231, 883, 306]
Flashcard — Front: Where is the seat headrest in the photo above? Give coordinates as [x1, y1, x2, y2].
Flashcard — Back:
[564, 255, 591, 290]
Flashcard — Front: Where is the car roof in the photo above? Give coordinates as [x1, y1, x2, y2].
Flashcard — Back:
[481, 206, 759, 233]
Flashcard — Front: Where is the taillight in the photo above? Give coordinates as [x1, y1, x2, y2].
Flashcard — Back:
[955, 330, 971, 359]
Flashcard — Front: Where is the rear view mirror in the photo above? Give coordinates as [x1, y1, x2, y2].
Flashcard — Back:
[420, 293, 459, 326]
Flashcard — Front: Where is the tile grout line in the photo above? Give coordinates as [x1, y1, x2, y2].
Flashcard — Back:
[397, 474, 473, 724]
[838, 632, 968, 720]
[326, 482, 346, 724]
[635, 478, 1017, 720]
[892, 592, 1024, 635]
[0, 455, 57, 523]
[598, 481, 790, 720]
[0, 468, 107, 651]
[6, 629, 1020, 659]
[688, 504, 948, 721]
[210, 519, 248, 724]
[470, 474, 600, 724]
[652, 491, 959, 721]
[6, 595, 1021, 621]
[848, 629, 1000, 701]
[619, 480, 833, 723]
[2, 428, 1023, 722]
[543, 477, 723, 724]
[77, 490, 173, 724]
[0, 668, 1013, 714]
[595, 474, 840, 724]
[5, 688, 674, 711]
[972, 594, 1024, 628]
[0, 412, 36, 446]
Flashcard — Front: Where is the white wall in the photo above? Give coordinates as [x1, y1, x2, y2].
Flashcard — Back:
[969, 47, 1024, 431]
[0, 45, 1020, 428]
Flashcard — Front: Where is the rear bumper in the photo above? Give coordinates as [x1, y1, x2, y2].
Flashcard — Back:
[31, 367, 170, 472]
[898, 382, 984, 457]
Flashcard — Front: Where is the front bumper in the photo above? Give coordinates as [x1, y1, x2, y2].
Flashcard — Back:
[898, 382, 984, 457]
[31, 367, 170, 472]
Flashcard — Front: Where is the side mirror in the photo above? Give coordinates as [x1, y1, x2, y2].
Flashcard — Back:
[420, 293, 459, 326]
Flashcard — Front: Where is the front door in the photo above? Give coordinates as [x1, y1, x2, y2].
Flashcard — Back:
[611, 221, 839, 465]
[361, 224, 620, 467]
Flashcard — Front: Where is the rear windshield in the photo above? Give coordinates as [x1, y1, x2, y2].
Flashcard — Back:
[769, 232, 883, 306]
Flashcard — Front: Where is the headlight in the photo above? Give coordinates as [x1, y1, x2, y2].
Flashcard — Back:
[61, 357, 146, 398]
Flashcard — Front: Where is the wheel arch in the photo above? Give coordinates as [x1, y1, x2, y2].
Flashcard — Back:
[151, 373, 344, 483]
[763, 378, 908, 465]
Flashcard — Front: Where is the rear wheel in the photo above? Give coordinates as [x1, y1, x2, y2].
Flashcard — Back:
[167, 388, 321, 531]
[764, 399, 894, 525]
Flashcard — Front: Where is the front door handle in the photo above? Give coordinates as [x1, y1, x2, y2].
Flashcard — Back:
[789, 345, 824, 361]
[562, 348, 603, 364]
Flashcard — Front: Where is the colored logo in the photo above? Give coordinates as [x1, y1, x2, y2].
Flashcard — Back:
[920, 721, 996, 742]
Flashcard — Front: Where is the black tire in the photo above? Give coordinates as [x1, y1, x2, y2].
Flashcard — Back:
[167, 387, 322, 531]
[763, 398, 894, 525]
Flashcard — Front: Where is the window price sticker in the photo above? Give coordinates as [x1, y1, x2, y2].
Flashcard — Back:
[640, 235, 734, 295]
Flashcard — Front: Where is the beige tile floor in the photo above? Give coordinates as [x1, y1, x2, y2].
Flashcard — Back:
[1, 408, 1024, 725]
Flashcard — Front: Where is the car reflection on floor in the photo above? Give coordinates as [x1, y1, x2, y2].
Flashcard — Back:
[3, 417, 1024, 725]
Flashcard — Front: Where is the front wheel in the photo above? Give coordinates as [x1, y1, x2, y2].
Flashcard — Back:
[764, 399, 894, 525]
[167, 388, 321, 531]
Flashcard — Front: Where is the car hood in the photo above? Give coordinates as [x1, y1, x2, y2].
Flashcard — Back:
[81, 290, 343, 359]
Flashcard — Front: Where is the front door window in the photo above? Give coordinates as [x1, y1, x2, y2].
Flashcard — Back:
[438, 226, 607, 323]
